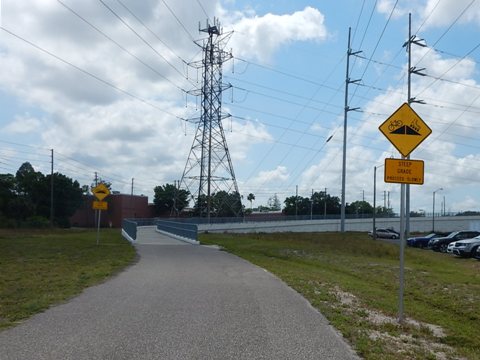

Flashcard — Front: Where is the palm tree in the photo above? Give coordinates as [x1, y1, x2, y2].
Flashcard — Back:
[247, 193, 255, 209]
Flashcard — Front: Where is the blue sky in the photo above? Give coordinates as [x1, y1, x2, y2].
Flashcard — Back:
[1, 0, 480, 213]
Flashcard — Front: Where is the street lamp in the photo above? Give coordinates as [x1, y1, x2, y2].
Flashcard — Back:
[373, 164, 384, 239]
[432, 188, 443, 232]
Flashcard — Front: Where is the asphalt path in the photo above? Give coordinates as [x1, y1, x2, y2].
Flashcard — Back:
[0, 227, 358, 359]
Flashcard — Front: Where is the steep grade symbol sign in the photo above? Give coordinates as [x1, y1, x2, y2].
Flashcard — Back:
[379, 103, 432, 157]
[92, 183, 110, 201]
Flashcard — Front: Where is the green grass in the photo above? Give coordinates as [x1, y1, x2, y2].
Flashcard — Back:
[0, 228, 136, 329]
[201, 232, 480, 360]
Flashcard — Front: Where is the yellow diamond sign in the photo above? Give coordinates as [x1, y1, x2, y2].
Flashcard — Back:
[379, 103, 432, 157]
[92, 183, 110, 201]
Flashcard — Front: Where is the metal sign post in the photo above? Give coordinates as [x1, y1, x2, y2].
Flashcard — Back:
[379, 102, 431, 323]
[91, 183, 110, 246]
[96, 209, 102, 246]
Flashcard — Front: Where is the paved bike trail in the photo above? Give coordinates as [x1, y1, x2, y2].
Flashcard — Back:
[0, 227, 358, 359]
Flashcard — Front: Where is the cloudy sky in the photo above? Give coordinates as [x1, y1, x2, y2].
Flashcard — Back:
[1, 0, 480, 214]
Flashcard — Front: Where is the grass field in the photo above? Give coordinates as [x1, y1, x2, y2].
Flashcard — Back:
[0, 228, 136, 329]
[201, 232, 480, 360]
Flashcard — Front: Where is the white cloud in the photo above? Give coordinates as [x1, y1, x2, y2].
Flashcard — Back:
[249, 165, 289, 187]
[378, 0, 480, 27]
[225, 119, 273, 162]
[224, 6, 328, 62]
[3, 114, 42, 134]
[421, 0, 480, 28]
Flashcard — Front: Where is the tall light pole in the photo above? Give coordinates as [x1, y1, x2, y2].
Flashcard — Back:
[373, 164, 384, 239]
[432, 188, 443, 232]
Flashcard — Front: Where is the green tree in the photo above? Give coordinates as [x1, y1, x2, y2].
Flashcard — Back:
[45, 173, 84, 226]
[247, 193, 255, 209]
[290, 191, 341, 216]
[375, 206, 395, 217]
[153, 183, 190, 215]
[193, 191, 243, 217]
[1, 163, 85, 227]
[15, 162, 45, 217]
[283, 195, 311, 216]
[212, 191, 243, 217]
[346, 200, 373, 217]
[0, 174, 16, 216]
[267, 193, 281, 211]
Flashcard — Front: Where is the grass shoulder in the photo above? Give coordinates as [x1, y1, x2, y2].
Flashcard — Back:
[201, 232, 480, 360]
[0, 228, 136, 330]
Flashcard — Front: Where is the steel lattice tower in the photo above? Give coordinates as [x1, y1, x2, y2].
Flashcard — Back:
[179, 19, 242, 219]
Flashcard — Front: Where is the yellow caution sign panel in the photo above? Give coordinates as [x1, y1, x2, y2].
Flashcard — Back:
[379, 103, 432, 157]
[92, 200, 108, 211]
[384, 158, 424, 185]
[92, 183, 110, 201]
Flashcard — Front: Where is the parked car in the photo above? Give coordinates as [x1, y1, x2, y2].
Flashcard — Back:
[368, 228, 399, 239]
[428, 231, 480, 252]
[407, 233, 443, 248]
[446, 241, 458, 254]
[452, 235, 480, 257]
[474, 246, 480, 260]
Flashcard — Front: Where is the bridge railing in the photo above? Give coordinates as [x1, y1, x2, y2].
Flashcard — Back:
[156, 220, 198, 242]
[122, 219, 138, 242]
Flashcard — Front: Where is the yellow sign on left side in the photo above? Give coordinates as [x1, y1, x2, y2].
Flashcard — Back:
[92, 183, 110, 201]
[92, 200, 108, 211]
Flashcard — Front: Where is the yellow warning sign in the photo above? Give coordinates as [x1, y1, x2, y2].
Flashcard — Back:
[384, 158, 424, 185]
[92, 200, 108, 211]
[379, 103, 432, 157]
[92, 183, 110, 201]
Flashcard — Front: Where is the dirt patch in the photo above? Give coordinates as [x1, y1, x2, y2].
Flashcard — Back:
[329, 286, 460, 359]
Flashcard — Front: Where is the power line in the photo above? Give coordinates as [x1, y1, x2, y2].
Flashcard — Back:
[195, 0, 210, 21]
[114, 0, 189, 65]
[98, 0, 192, 84]
[57, 0, 186, 92]
[0, 26, 186, 122]
[160, 0, 195, 42]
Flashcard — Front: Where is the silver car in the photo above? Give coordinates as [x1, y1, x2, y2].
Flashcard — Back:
[452, 235, 480, 257]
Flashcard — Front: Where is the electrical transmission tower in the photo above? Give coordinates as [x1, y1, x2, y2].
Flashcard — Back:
[179, 19, 242, 220]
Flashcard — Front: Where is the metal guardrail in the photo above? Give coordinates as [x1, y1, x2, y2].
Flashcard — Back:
[122, 218, 198, 243]
[122, 219, 138, 241]
[156, 220, 198, 242]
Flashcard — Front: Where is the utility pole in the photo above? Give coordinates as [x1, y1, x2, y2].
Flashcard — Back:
[398, 13, 427, 324]
[50, 149, 54, 227]
[324, 187, 327, 219]
[341, 27, 361, 232]
[180, 18, 241, 221]
[131, 177, 134, 218]
[310, 188, 314, 220]
[404, 13, 426, 238]
[295, 185, 298, 219]
[171, 180, 178, 217]
[384, 190, 386, 209]
[94, 172, 98, 226]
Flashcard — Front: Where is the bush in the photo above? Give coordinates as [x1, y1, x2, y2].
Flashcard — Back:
[0, 215, 16, 228]
[55, 217, 71, 228]
[22, 216, 50, 228]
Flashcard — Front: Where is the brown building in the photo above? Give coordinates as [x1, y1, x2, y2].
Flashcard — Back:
[70, 194, 155, 228]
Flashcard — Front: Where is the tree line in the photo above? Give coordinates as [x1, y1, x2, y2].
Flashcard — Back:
[0, 162, 83, 227]
[0, 162, 395, 228]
